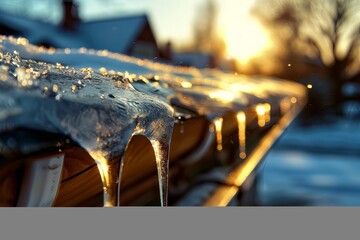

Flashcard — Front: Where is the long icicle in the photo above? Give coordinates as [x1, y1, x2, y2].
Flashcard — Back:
[89, 150, 122, 207]
[150, 138, 171, 206]
[237, 111, 246, 159]
[214, 117, 223, 151]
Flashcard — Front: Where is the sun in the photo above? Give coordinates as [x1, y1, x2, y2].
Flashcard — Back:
[225, 20, 271, 64]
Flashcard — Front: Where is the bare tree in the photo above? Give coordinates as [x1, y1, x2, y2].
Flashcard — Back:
[252, 0, 360, 107]
[192, 0, 226, 58]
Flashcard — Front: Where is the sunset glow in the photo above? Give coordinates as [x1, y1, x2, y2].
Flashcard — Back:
[225, 22, 270, 63]
[218, 0, 272, 64]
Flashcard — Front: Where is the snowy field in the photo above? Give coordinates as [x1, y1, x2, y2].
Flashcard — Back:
[258, 116, 360, 206]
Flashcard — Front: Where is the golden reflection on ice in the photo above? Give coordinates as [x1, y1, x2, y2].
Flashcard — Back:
[209, 90, 235, 104]
[16, 37, 28, 46]
[214, 117, 223, 151]
[256, 104, 266, 127]
[88, 150, 118, 207]
[181, 81, 193, 89]
[236, 111, 246, 159]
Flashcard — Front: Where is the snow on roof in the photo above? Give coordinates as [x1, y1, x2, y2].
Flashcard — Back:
[78, 14, 148, 53]
[0, 10, 149, 53]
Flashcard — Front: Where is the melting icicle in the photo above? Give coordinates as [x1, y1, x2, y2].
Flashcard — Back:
[142, 116, 174, 206]
[236, 111, 246, 159]
[264, 103, 271, 123]
[149, 138, 171, 206]
[214, 117, 223, 151]
[256, 104, 266, 127]
[89, 151, 122, 207]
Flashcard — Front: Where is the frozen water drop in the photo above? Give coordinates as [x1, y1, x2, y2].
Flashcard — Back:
[55, 94, 62, 101]
[71, 84, 77, 93]
[237, 111, 246, 159]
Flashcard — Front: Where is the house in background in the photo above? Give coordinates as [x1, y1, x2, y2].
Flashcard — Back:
[172, 52, 217, 69]
[171, 51, 237, 72]
[0, 0, 160, 60]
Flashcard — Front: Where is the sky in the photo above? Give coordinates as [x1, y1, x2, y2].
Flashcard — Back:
[0, 0, 272, 62]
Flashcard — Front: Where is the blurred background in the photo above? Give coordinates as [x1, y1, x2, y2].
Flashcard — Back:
[1, 0, 359, 206]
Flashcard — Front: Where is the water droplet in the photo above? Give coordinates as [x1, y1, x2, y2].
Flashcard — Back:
[55, 94, 62, 101]
[52, 84, 59, 93]
[21, 80, 27, 87]
[71, 84, 77, 93]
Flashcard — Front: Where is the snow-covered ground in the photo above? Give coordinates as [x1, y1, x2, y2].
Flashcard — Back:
[258, 116, 360, 206]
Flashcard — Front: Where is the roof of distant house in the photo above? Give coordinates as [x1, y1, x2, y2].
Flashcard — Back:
[79, 14, 149, 53]
[0, 9, 150, 52]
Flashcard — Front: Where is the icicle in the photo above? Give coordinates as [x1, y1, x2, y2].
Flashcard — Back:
[256, 104, 266, 127]
[150, 138, 171, 206]
[236, 111, 246, 159]
[88, 150, 122, 207]
[214, 117, 223, 151]
[264, 103, 271, 123]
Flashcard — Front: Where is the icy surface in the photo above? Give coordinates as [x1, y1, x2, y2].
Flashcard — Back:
[0, 36, 306, 120]
[0, 36, 174, 206]
[0, 35, 307, 206]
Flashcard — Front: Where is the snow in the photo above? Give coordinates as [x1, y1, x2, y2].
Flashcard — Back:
[258, 118, 360, 206]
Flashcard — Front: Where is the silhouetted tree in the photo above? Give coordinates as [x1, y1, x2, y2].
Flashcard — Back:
[252, 0, 360, 108]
